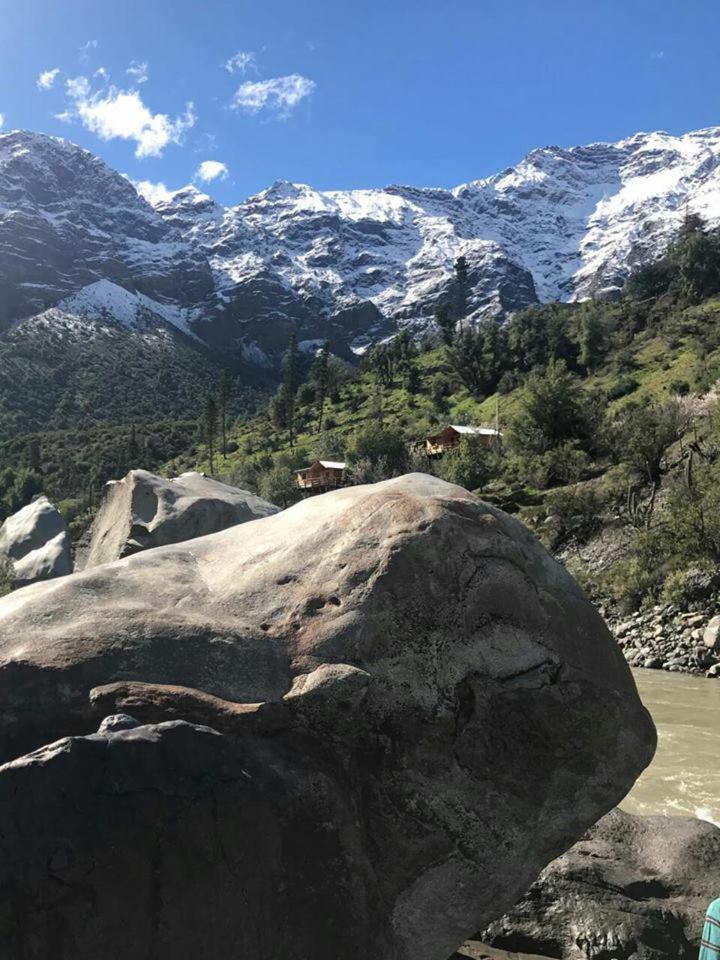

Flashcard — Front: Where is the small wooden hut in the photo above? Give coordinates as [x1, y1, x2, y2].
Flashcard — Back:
[296, 460, 347, 493]
[425, 424, 502, 458]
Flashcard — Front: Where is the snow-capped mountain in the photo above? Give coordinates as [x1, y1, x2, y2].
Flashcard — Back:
[3, 126, 720, 369]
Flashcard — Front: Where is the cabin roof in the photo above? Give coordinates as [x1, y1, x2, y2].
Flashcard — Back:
[297, 460, 347, 473]
[448, 424, 502, 436]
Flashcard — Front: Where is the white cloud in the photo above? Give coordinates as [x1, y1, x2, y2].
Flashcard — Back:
[231, 74, 315, 116]
[64, 77, 195, 158]
[0, 114, 4, 130]
[225, 51, 256, 74]
[195, 160, 229, 183]
[94, 67, 109, 80]
[66, 75, 91, 99]
[132, 178, 176, 205]
[80, 39, 98, 60]
[37, 68, 60, 90]
[126, 60, 149, 84]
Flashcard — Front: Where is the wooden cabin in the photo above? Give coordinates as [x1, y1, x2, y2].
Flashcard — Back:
[425, 424, 502, 458]
[296, 460, 347, 492]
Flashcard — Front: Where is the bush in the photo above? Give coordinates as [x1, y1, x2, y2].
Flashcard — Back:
[606, 376, 639, 401]
[542, 483, 604, 550]
[346, 422, 408, 474]
[668, 379, 690, 396]
[437, 436, 497, 492]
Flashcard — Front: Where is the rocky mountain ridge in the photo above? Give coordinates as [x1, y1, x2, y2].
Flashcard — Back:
[4, 126, 720, 369]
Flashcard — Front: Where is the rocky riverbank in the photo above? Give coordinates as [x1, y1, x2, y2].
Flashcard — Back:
[605, 603, 720, 678]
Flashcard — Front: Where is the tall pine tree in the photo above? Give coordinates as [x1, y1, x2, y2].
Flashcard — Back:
[312, 341, 330, 434]
[454, 254, 469, 322]
[218, 369, 234, 458]
[283, 333, 300, 447]
[203, 393, 219, 475]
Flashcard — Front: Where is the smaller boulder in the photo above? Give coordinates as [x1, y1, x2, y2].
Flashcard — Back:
[704, 615, 720, 651]
[478, 808, 720, 960]
[0, 496, 72, 586]
[84, 469, 279, 568]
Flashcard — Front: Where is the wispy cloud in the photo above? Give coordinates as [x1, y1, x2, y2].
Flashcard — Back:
[231, 74, 315, 117]
[0, 114, 5, 130]
[63, 76, 195, 158]
[195, 159, 229, 183]
[37, 68, 60, 90]
[94, 67, 109, 80]
[132, 178, 176, 205]
[80, 39, 98, 60]
[126, 60, 149, 84]
[651, 50, 665, 60]
[225, 51, 256, 74]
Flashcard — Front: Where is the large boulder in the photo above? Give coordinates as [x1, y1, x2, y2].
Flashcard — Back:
[0, 474, 656, 960]
[0, 495, 72, 585]
[477, 807, 720, 959]
[84, 468, 279, 568]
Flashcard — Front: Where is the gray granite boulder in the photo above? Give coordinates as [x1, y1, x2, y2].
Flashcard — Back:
[479, 807, 720, 959]
[0, 474, 656, 960]
[0, 495, 71, 585]
[84, 468, 279, 568]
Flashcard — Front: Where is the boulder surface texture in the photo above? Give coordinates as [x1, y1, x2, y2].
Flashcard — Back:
[480, 807, 720, 960]
[84, 468, 279, 568]
[0, 494, 71, 585]
[0, 474, 656, 960]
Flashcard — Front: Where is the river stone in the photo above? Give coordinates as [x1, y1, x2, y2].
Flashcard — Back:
[478, 807, 720, 960]
[84, 468, 279, 568]
[0, 474, 656, 960]
[0, 495, 72, 586]
[703, 615, 720, 651]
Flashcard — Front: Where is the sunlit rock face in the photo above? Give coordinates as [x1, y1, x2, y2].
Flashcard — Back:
[0, 495, 71, 585]
[0, 474, 655, 960]
[83, 469, 279, 569]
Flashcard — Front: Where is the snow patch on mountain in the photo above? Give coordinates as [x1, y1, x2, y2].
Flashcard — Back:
[57, 280, 199, 338]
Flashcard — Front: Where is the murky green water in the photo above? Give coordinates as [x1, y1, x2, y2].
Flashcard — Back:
[621, 668, 720, 825]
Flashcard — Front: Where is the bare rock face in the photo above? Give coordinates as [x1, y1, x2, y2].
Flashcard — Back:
[0, 474, 656, 960]
[84, 469, 279, 568]
[0, 495, 71, 585]
[479, 808, 720, 960]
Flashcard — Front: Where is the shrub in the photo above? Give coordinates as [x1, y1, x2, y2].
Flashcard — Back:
[437, 436, 497, 492]
[542, 483, 604, 550]
[668, 379, 690, 396]
[606, 376, 639, 401]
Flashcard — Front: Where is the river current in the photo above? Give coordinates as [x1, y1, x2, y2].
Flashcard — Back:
[621, 668, 720, 825]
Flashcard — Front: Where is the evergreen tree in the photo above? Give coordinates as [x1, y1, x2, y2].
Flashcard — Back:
[434, 302, 456, 346]
[26, 438, 41, 472]
[454, 255, 469, 321]
[203, 393, 219, 474]
[577, 307, 605, 371]
[446, 320, 508, 397]
[218, 369, 234, 458]
[311, 341, 330, 433]
[127, 425, 139, 467]
[283, 333, 300, 447]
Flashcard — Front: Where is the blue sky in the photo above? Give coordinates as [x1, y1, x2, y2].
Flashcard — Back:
[1, 0, 719, 203]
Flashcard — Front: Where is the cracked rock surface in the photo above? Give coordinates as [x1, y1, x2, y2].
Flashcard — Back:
[0, 474, 656, 960]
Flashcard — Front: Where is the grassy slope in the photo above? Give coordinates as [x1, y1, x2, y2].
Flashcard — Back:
[172, 298, 720, 483]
